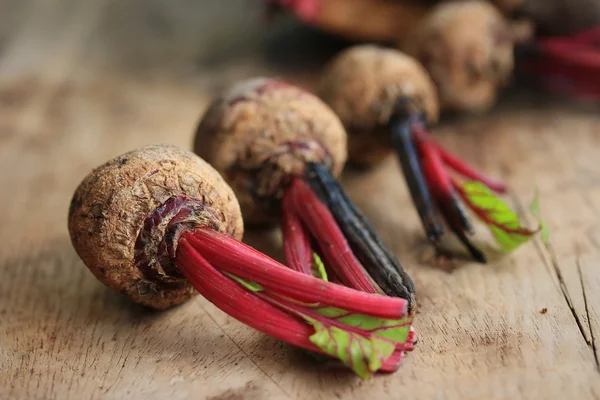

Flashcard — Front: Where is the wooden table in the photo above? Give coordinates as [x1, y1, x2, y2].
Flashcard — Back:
[1, 1, 599, 399]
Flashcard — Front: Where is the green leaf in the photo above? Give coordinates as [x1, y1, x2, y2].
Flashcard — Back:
[307, 307, 411, 379]
[261, 294, 412, 379]
[311, 253, 328, 281]
[314, 307, 411, 342]
[308, 320, 396, 379]
[223, 272, 263, 292]
[457, 181, 541, 252]
[223, 256, 412, 379]
[529, 190, 550, 244]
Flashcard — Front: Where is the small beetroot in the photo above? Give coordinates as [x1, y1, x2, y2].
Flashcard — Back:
[319, 45, 514, 262]
[319, 45, 439, 166]
[402, 1, 515, 113]
[68, 144, 243, 309]
[404, 1, 600, 109]
[194, 77, 417, 311]
[68, 144, 415, 379]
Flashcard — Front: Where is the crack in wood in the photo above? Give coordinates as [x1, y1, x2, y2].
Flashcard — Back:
[543, 242, 592, 346]
[578, 257, 600, 371]
[513, 195, 596, 359]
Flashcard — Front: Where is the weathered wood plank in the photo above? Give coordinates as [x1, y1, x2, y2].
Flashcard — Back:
[1, 1, 600, 399]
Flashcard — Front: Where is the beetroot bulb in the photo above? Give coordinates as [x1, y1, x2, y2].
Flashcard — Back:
[401, 1, 516, 113]
[269, 0, 510, 112]
[404, 1, 600, 111]
[68, 144, 415, 379]
[319, 45, 513, 262]
[273, 0, 600, 110]
[193, 77, 418, 311]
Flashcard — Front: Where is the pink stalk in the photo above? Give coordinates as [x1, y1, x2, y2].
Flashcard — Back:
[564, 25, 600, 44]
[281, 190, 314, 275]
[539, 40, 600, 66]
[177, 238, 321, 351]
[256, 290, 412, 369]
[183, 229, 408, 319]
[284, 178, 381, 294]
[281, 189, 415, 366]
[414, 130, 472, 235]
[414, 128, 487, 262]
[379, 351, 404, 372]
[427, 138, 507, 194]
[178, 232, 406, 373]
[528, 25, 600, 98]
[257, 291, 412, 350]
[534, 62, 600, 99]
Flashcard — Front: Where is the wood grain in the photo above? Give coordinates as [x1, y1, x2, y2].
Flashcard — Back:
[1, 1, 599, 399]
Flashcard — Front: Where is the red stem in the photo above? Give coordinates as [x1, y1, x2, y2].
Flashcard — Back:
[257, 291, 411, 350]
[428, 138, 507, 194]
[257, 291, 411, 373]
[380, 325, 418, 370]
[281, 186, 343, 284]
[406, 327, 416, 352]
[563, 25, 600, 45]
[415, 128, 490, 263]
[281, 189, 314, 275]
[416, 132, 452, 197]
[177, 238, 320, 352]
[529, 62, 600, 98]
[284, 178, 381, 294]
[530, 26, 600, 98]
[380, 351, 403, 372]
[281, 191, 415, 369]
[183, 229, 408, 319]
[539, 40, 600, 69]
[414, 129, 472, 235]
[178, 233, 404, 372]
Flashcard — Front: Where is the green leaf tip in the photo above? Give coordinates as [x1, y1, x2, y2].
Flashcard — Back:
[223, 254, 412, 379]
[309, 321, 396, 379]
[223, 272, 264, 292]
[311, 253, 328, 282]
[307, 306, 411, 379]
[529, 189, 550, 244]
[457, 181, 544, 253]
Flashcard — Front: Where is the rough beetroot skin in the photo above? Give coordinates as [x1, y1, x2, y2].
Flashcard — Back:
[193, 77, 347, 226]
[402, 1, 515, 114]
[68, 144, 243, 309]
[319, 45, 439, 166]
